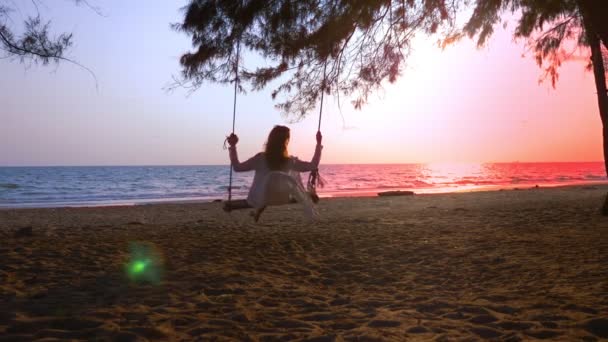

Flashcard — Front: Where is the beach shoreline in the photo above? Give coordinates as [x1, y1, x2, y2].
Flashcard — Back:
[1, 184, 607, 340]
[2, 180, 607, 210]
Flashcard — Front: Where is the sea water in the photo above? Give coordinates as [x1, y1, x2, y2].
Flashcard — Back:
[0, 162, 605, 208]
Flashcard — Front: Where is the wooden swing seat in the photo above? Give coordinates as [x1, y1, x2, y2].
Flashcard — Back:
[223, 193, 320, 212]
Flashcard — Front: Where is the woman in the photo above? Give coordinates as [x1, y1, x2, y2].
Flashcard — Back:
[226, 125, 323, 221]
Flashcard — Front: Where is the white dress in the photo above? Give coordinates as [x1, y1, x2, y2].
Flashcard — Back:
[229, 144, 323, 218]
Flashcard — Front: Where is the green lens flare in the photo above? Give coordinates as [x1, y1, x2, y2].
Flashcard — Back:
[125, 242, 164, 284]
[130, 260, 148, 274]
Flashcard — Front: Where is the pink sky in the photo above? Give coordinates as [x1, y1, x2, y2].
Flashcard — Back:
[285, 26, 603, 165]
[0, 3, 603, 166]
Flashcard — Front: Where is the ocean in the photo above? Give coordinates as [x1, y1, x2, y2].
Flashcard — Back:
[0, 162, 606, 208]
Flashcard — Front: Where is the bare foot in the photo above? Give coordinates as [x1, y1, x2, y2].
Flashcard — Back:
[251, 206, 266, 223]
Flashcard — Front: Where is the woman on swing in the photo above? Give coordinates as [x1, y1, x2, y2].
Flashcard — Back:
[226, 125, 323, 222]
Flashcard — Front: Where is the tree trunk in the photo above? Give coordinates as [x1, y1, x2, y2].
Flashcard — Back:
[579, 2, 608, 175]
[577, 0, 608, 50]
[589, 37, 608, 174]
[587, 31, 608, 214]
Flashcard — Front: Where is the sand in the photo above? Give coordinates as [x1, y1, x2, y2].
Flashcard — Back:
[1, 185, 607, 341]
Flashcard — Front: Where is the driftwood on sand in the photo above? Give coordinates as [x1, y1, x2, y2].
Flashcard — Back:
[377, 190, 415, 197]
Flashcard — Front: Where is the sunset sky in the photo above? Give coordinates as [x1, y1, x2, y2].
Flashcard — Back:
[0, 1, 603, 166]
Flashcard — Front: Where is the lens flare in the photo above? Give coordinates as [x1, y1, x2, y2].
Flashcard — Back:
[125, 242, 164, 284]
[130, 260, 148, 274]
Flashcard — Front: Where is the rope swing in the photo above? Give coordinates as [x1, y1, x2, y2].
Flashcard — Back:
[307, 61, 328, 202]
[224, 53, 327, 210]
[226, 40, 241, 206]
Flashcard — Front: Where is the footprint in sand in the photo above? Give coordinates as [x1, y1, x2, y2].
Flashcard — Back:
[443, 312, 468, 320]
[367, 320, 401, 328]
[330, 322, 358, 330]
[406, 326, 429, 334]
[301, 335, 336, 342]
[272, 319, 313, 329]
[300, 313, 338, 322]
[584, 318, 608, 339]
[469, 314, 499, 324]
[470, 327, 502, 339]
[7, 318, 104, 334]
[487, 304, 519, 315]
[495, 321, 534, 331]
[562, 303, 599, 315]
[540, 321, 558, 329]
[525, 329, 563, 339]
[125, 327, 168, 340]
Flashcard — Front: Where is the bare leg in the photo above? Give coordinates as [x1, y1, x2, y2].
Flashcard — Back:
[252, 206, 266, 222]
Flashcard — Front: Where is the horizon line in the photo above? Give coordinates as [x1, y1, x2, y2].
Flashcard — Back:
[0, 161, 605, 168]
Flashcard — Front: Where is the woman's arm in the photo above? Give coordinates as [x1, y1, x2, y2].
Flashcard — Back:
[293, 143, 323, 172]
[229, 146, 259, 172]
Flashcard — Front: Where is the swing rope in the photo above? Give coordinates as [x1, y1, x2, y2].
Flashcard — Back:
[317, 62, 327, 132]
[226, 40, 241, 208]
[307, 61, 328, 200]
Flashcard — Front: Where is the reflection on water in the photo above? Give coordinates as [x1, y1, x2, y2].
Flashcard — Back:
[0, 162, 605, 207]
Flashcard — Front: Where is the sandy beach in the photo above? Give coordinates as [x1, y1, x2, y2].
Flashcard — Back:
[1, 185, 607, 341]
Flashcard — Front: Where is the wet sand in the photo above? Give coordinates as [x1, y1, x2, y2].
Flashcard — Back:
[1, 185, 607, 341]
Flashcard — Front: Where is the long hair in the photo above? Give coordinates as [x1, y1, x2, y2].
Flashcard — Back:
[264, 125, 290, 170]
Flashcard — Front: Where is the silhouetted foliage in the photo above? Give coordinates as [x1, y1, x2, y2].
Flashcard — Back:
[175, 0, 462, 118]
[461, 0, 607, 86]
[175, 0, 607, 118]
[0, 0, 99, 65]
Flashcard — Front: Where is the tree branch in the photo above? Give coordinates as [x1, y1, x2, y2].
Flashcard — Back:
[0, 24, 98, 91]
